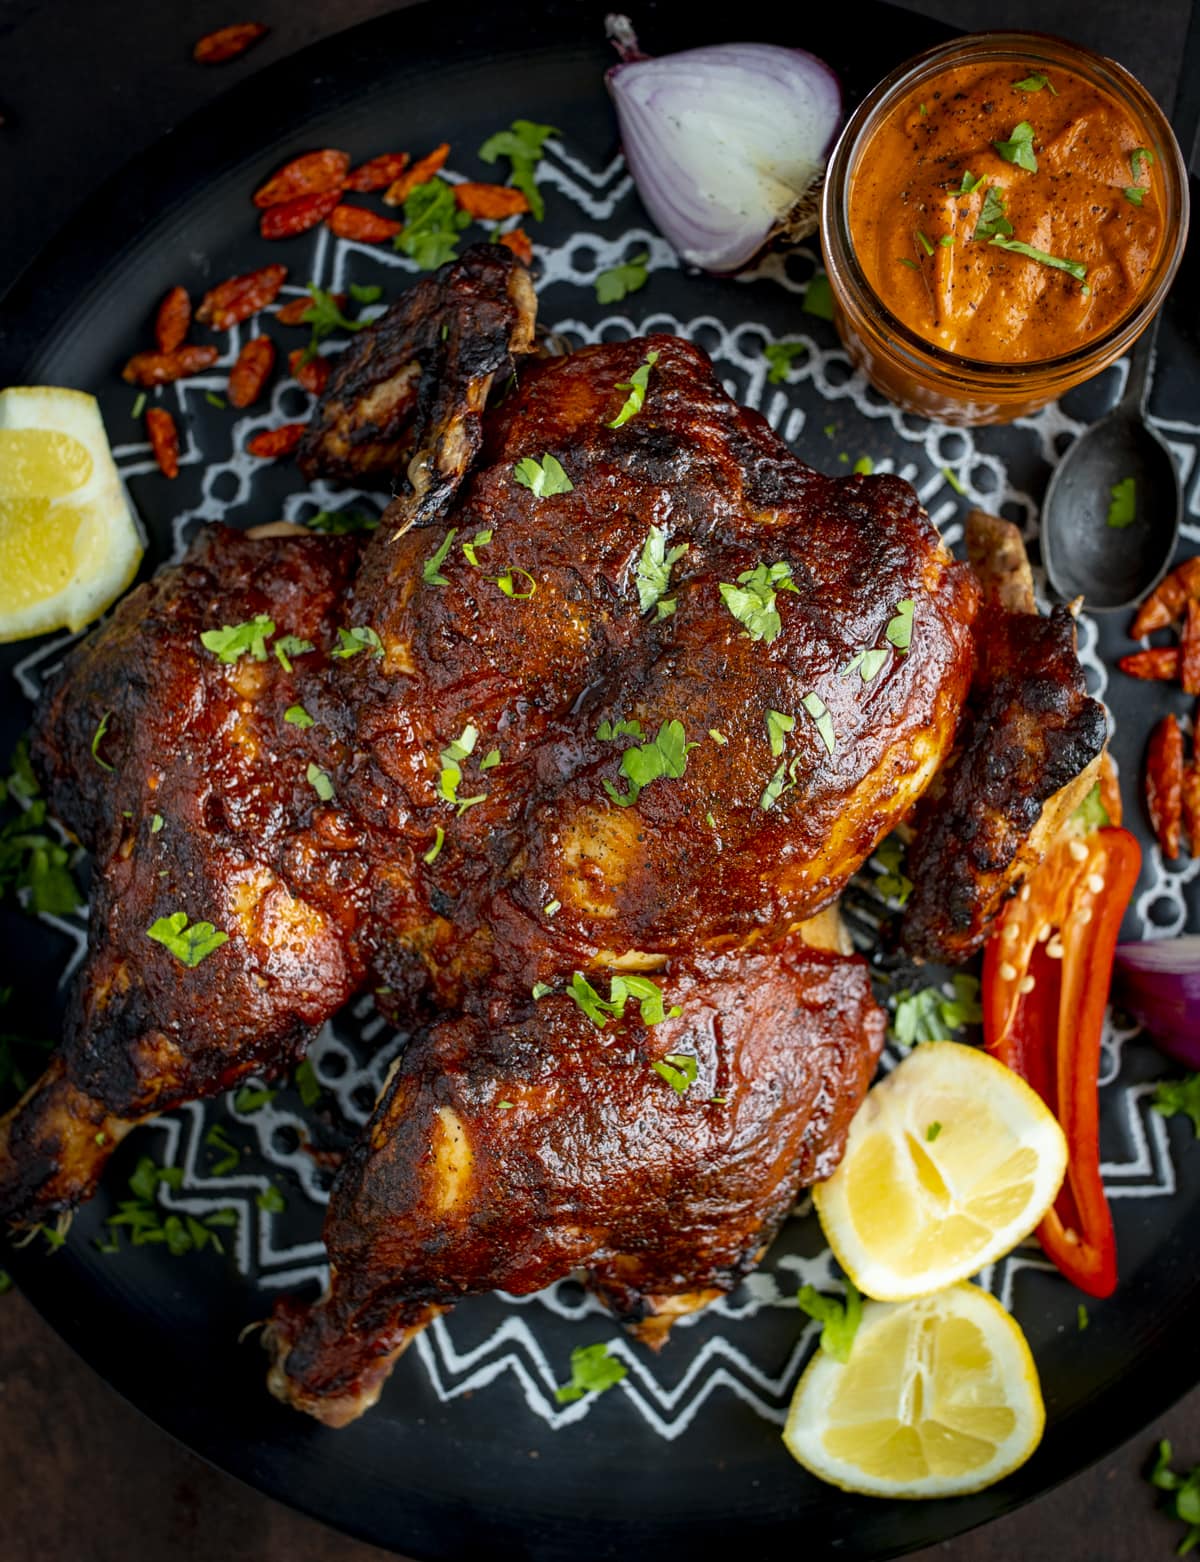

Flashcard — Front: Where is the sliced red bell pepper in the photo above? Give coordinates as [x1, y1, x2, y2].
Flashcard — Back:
[982, 824, 1142, 1298]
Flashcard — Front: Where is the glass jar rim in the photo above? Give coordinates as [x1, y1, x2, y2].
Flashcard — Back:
[821, 29, 1191, 383]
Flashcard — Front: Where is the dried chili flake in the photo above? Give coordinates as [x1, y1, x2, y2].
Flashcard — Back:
[253, 149, 350, 208]
[154, 286, 192, 354]
[227, 335, 276, 408]
[246, 423, 306, 460]
[122, 345, 219, 386]
[196, 264, 287, 330]
[382, 143, 451, 206]
[193, 23, 268, 65]
[146, 408, 179, 478]
[346, 152, 409, 192]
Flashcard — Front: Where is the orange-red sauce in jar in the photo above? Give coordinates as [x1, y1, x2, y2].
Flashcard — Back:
[847, 59, 1167, 362]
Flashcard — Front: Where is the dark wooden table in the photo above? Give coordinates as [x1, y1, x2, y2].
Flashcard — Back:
[0, 1, 1197, 1558]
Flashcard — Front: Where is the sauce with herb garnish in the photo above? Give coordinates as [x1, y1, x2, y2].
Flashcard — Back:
[847, 58, 1167, 362]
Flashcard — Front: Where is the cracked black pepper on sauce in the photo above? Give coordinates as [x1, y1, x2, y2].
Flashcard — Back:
[848, 61, 1165, 362]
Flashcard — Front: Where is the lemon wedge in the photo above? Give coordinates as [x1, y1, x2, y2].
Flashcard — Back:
[0, 386, 143, 642]
[813, 1042, 1067, 1301]
[783, 1283, 1045, 1498]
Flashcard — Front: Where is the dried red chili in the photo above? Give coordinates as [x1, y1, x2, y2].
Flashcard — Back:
[1117, 647, 1181, 682]
[383, 143, 451, 206]
[275, 292, 345, 325]
[498, 228, 534, 266]
[193, 23, 268, 65]
[227, 336, 276, 408]
[246, 423, 307, 459]
[346, 152, 410, 192]
[1182, 600, 1200, 697]
[288, 349, 330, 397]
[253, 150, 350, 209]
[146, 408, 180, 478]
[154, 286, 192, 354]
[1183, 745, 1200, 860]
[196, 264, 288, 330]
[122, 345, 219, 387]
[326, 204, 401, 243]
[453, 182, 529, 220]
[1131, 557, 1200, 637]
[260, 189, 343, 241]
[1146, 714, 1184, 860]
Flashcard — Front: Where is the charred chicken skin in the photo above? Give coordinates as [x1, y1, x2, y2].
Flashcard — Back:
[0, 247, 1100, 1429]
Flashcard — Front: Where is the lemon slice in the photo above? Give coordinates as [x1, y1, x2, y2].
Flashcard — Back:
[783, 1284, 1044, 1498]
[0, 386, 143, 642]
[813, 1042, 1066, 1301]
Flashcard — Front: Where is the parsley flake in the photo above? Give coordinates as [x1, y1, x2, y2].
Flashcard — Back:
[146, 912, 229, 968]
[708, 729, 727, 745]
[512, 453, 573, 497]
[765, 709, 796, 757]
[1153, 1075, 1200, 1136]
[461, 528, 494, 566]
[988, 234, 1087, 282]
[1077, 1303, 1089, 1331]
[594, 251, 649, 304]
[91, 711, 114, 772]
[1131, 147, 1155, 181]
[480, 748, 501, 771]
[274, 635, 315, 672]
[554, 1341, 627, 1403]
[567, 971, 681, 1029]
[349, 283, 382, 305]
[0, 742, 83, 918]
[802, 274, 834, 319]
[131, 391, 147, 419]
[853, 455, 874, 475]
[1013, 72, 1056, 94]
[151, 813, 164, 834]
[205, 392, 227, 410]
[797, 1279, 863, 1363]
[393, 178, 472, 270]
[486, 565, 538, 599]
[423, 528, 459, 585]
[652, 1052, 698, 1094]
[306, 763, 334, 801]
[295, 1058, 322, 1107]
[801, 692, 836, 755]
[891, 975, 982, 1045]
[478, 120, 557, 221]
[531, 981, 553, 1000]
[423, 825, 445, 865]
[1123, 185, 1145, 207]
[200, 615, 275, 664]
[958, 170, 985, 194]
[842, 646, 890, 683]
[886, 599, 914, 652]
[602, 719, 697, 808]
[597, 718, 645, 742]
[993, 120, 1038, 172]
[331, 625, 383, 659]
[760, 754, 803, 812]
[234, 1083, 276, 1113]
[543, 899, 561, 917]
[718, 561, 798, 644]
[764, 340, 808, 383]
[926, 1121, 942, 1142]
[609, 349, 659, 428]
[257, 1183, 286, 1214]
[1107, 476, 1136, 528]
[204, 1122, 240, 1176]
[284, 704, 314, 729]
[973, 185, 1014, 240]
[635, 525, 688, 619]
[437, 722, 490, 813]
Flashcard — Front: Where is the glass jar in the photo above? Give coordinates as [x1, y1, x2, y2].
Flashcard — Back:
[820, 31, 1190, 426]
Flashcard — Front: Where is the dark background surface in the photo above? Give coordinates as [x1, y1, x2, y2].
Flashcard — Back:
[0, 0, 1198, 1558]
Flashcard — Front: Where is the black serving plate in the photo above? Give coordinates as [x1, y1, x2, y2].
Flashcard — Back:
[1, 3, 1199, 1558]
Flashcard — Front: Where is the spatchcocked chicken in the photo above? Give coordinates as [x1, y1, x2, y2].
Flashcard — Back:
[0, 246, 1103, 1425]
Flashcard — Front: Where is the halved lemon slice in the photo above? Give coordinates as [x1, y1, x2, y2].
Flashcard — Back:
[0, 386, 143, 643]
[783, 1283, 1044, 1498]
[813, 1042, 1066, 1301]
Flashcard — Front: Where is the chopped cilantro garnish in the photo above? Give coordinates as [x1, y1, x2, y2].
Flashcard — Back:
[200, 615, 275, 664]
[204, 1122, 241, 1176]
[306, 763, 334, 801]
[802, 273, 834, 319]
[891, 975, 982, 1045]
[393, 178, 471, 269]
[873, 834, 914, 906]
[801, 692, 836, 755]
[274, 635, 315, 672]
[594, 251, 649, 304]
[602, 719, 697, 808]
[423, 527, 459, 585]
[487, 565, 538, 599]
[304, 508, 380, 535]
[543, 899, 561, 917]
[461, 528, 494, 566]
[531, 981, 553, 1000]
[298, 284, 373, 362]
[1149, 1439, 1200, 1556]
[131, 391, 147, 419]
[634, 525, 688, 620]
[765, 709, 796, 757]
[988, 234, 1087, 282]
[609, 349, 659, 428]
[480, 748, 501, 770]
[1131, 147, 1155, 181]
[257, 1183, 286, 1214]
[348, 283, 382, 305]
[597, 718, 645, 742]
[1013, 72, 1056, 94]
[1153, 1075, 1200, 1137]
[0, 743, 83, 918]
[916, 229, 935, 257]
[331, 625, 383, 659]
[942, 466, 966, 495]
[708, 729, 727, 745]
[760, 754, 803, 812]
[146, 912, 229, 968]
[151, 814, 164, 834]
[939, 234, 954, 247]
[437, 722, 489, 813]
[718, 560, 798, 644]
[797, 1279, 863, 1363]
[104, 1154, 236, 1256]
[554, 1340, 627, 1403]
[652, 1052, 698, 1094]
[295, 1057, 322, 1108]
[567, 971, 681, 1029]
[1077, 1303, 1089, 1331]
[91, 711, 114, 772]
[926, 1121, 942, 1142]
[205, 392, 227, 410]
[234, 1083, 277, 1113]
[513, 453, 574, 496]
[478, 120, 557, 221]
[1123, 185, 1145, 207]
[284, 704, 314, 729]
[423, 825, 445, 865]
[1107, 476, 1136, 528]
[958, 170, 985, 194]
[898, 257, 919, 270]
[886, 599, 914, 652]
[973, 185, 1014, 241]
[852, 455, 874, 475]
[992, 120, 1038, 172]
[842, 646, 890, 682]
[764, 340, 808, 383]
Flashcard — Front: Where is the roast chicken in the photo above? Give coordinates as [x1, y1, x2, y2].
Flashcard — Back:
[0, 246, 1103, 1426]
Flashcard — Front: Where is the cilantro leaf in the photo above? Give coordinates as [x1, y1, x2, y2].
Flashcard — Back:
[993, 120, 1038, 172]
[718, 561, 799, 644]
[766, 709, 796, 757]
[802, 274, 834, 319]
[973, 185, 1014, 241]
[103, 1154, 238, 1257]
[423, 527, 459, 585]
[1153, 1075, 1200, 1137]
[567, 971, 681, 1029]
[652, 1052, 698, 1094]
[204, 1122, 241, 1176]
[554, 1340, 627, 1403]
[478, 119, 558, 221]
[306, 763, 335, 801]
[798, 1279, 863, 1363]
[485, 565, 537, 599]
[461, 528, 493, 566]
[958, 170, 985, 194]
[1123, 185, 1146, 207]
[437, 722, 490, 814]
[634, 525, 688, 619]
[597, 718, 645, 742]
[1107, 476, 1136, 528]
[988, 234, 1087, 282]
[1131, 147, 1155, 181]
[891, 975, 982, 1045]
[512, 454, 573, 497]
[1013, 72, 1056, 94]
[764, 340, 808, 383]
[609, 349, 659, 428]
[872, 834, 914, 906]
[760, 754, 803, 812]
[284, 704, 314, 729]
[331, 625, 383, 659]
[91, 711, 115, 772]
[801, 692, 836, 755]
[393, 178, 472, 270]
[1148, 1439, 1200, 1555]
[146, 912, 229, 968]
[842, 646, 890, 683]
[886, 599, 914, 652]
[295, 1058, 322, 1108]
[349, 283, 382, 305]
[595, 252, 649, 304]
[304, 508, 380, 535]
[200, 615, 275, 664]
[233, 1083, 276, 1113]
[602, 719, 697, 808]
[257, 1183, 286, 1214]
[273, 635, 315, 672]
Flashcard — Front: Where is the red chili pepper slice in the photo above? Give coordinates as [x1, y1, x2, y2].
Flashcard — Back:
[982, 824, 1141, 1298]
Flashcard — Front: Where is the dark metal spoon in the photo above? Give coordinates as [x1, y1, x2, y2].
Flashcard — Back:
[1040, 320, 1181, 613]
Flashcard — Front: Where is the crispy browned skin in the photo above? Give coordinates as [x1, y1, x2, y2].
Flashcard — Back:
[0, 528, 366, 1222]
[264, 940, 884, 1427]
[297, 244, 535, 497]
[902, 513, 1107, 962]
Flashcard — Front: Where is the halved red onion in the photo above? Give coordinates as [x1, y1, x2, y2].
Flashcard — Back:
[604, 17, 842, 274]
[1113, 938, 1200, 1069]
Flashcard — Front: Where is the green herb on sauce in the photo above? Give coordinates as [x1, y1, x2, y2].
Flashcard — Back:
[200, 615, 275, 664]
[652, 1052, 698, 1094]
[973, 186, 1014, 241]
[512, 454, 574, 497]
[1013, 72, 1056, 94]
[90, 711, 114, 772]
[423, 528, 459, 586]
[635, 525, 688, 620]
[992, 120, 1038, 173]
[988, 234, 1087, 283]
[718, 561, 798, 644]
[146, 912, 229, 968]
[602, 719, 697, 808]
[609, 349, 659, 428]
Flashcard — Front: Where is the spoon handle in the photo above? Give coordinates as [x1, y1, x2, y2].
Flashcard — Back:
[1119, 316, 1159, 415]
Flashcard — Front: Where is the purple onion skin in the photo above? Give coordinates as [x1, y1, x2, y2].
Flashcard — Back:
[1113, 938, 1200, 1069]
